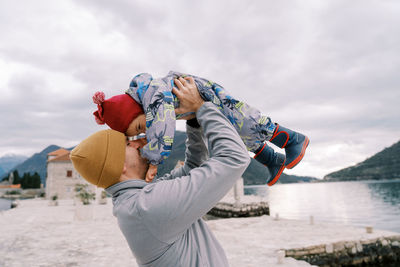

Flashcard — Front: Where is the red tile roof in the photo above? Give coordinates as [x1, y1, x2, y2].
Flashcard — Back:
[48, 148, 70, 156]
[48, 153, 71, 162]
[48, 148, 71, 162]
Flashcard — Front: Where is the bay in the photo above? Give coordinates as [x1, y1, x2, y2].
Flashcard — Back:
[245, 179, 400, 233]
[0, 198, 12, 211]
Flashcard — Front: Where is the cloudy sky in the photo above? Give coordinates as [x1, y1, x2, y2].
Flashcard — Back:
[0, 0, 399, 178]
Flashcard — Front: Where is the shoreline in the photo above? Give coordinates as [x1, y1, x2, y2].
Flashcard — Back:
[0, 198, 12, 211]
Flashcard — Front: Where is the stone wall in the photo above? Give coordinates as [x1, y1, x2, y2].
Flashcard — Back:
[285, 235, 400, 266]
[207, 202, 269, 218]
[0, 188, 44, 199]
[46, 161, 94, 199]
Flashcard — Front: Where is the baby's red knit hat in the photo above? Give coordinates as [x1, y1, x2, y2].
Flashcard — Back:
[92, 92, 143, 133]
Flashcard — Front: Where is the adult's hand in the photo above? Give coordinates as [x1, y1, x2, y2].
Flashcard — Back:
[173, 77, 204, 117]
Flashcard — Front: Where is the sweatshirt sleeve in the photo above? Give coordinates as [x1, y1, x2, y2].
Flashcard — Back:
[137, 102, 250, 243]
[156, 123, 208, 181]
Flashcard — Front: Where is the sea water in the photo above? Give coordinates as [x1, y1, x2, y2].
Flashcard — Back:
[245, 179, 400, 233]
[0, 198, 12, 211]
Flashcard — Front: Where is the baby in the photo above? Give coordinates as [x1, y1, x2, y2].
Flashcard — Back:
[92, 71, 309, 185]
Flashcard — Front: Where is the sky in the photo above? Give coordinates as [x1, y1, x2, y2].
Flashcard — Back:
[0, 0, 399, 179]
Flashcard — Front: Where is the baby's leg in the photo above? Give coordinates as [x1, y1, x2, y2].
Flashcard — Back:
[230, 100, 309, 171]
[203, 87, 286, 186]
[222, 100, 286, 185]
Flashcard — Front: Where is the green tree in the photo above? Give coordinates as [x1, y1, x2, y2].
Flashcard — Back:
[32, 172, 41, 188]
[20, 172, 41, 189]
[75, 184, 95, 205]
[21, 173, 29, 189]
[12, 170, 20, 185]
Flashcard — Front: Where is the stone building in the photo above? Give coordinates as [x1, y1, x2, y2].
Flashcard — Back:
[46, 148, 95, 200]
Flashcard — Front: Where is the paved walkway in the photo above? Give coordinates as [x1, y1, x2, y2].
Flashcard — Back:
[1, 199, 397, 267]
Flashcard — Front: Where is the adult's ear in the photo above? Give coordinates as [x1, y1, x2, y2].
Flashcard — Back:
[121, 164, 127, 175]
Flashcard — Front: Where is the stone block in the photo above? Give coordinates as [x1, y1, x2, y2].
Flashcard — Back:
[356, 242, 363, 252]
[293, 250, 309, 257]
[277, 250, 285, 264]
[390, 236, 400, 242]
[284, 249, 296, 257]
[333, 241, 345, 252]
[361, 238, 377, 245]
[285, 249, 309, 257]
[366, 226, 373, 233]
[308, 245, 325, 255]
[344, 241, 355, 248]
[326, 243, 333, 253]
[284, 235, 400, 266]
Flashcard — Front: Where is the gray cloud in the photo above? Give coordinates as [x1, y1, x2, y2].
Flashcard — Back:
[0, 0, 399, 178]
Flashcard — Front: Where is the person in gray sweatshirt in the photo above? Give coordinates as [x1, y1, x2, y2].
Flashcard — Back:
[70, 79, 250, 267]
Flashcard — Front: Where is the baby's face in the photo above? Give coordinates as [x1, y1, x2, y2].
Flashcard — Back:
[126, 114, 146, 136]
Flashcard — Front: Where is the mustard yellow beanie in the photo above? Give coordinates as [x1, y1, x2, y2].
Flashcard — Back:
[70, 129, 126, 188]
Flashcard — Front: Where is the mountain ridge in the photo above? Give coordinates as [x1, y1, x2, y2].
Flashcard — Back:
[324, 140, 400, 181]
[0, 154, 28, 177]
[7, 145, 61, 186]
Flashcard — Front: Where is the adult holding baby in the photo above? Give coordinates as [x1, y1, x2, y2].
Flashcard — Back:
[92, 71, 309, 186]
[70, 78, 250, 266]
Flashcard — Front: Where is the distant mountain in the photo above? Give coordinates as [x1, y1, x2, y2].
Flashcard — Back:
[10, 145, 61, 186]
[0, 154, 28, 174]
[324, 140, 400, 181]
[0, 166, 5, 178]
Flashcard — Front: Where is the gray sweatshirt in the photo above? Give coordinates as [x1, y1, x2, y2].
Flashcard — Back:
[105, 103, 250, 267]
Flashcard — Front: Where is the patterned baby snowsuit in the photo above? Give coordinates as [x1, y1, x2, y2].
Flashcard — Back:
[126, 71, 276, 165]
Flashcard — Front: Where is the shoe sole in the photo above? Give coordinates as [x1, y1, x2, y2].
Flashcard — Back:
[285, 137, 309, 169]
[267, 159, 286, 186]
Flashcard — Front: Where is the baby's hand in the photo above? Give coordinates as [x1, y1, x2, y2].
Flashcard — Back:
[145, 164, 158, 183]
